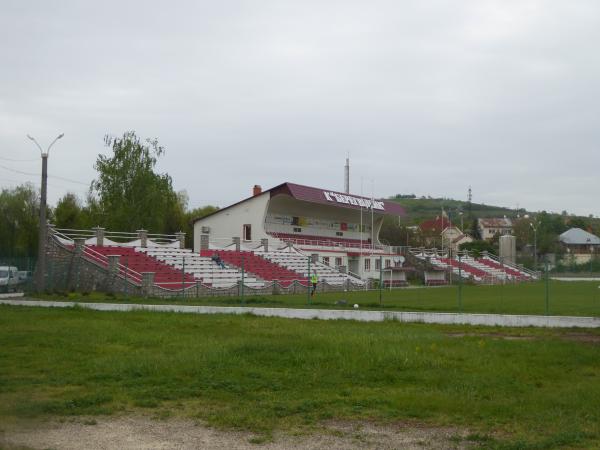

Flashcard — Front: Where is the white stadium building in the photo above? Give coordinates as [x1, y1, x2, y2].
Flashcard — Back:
[193, 182, 406, 280]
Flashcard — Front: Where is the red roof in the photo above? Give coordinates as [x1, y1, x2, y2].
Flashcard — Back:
[270, 182, 406, 216]
[420, 216, 452, 232]
[193, 181, 405, 223]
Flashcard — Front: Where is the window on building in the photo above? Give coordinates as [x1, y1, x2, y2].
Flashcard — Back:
[336, 231, 343, 236]
[364, 258, 371, 271]
[385, 259, 391, 268]
[323, 256, 330, 266]
[335, 257, 342, 267]
[293, 227, 302, 233]
[375, 258, 381, 270]
[243, 224, 251, 241]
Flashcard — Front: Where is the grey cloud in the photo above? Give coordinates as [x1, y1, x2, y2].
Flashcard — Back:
[0, 0, 598, 216]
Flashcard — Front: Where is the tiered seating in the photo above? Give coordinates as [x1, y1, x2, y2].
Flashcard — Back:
[478, 257, 531, 280]
[86, 245, 196, 290]
[413, 252, 473, 281]
[268, 232, 375, 250]
[440, 258, 488, 281]
[461, 255, 508, 280]
[256, 250, 365, 286]
[141, 247, 264, 289]
[200, 249, 307, 287]
[412, 250, 536, 283]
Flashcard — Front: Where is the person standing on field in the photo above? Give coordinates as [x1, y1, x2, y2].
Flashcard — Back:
[311, 272, 318, 296]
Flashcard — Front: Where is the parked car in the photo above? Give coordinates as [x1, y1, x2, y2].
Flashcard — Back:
[17, 270, 32, 285]
[0, 266, 19, 293]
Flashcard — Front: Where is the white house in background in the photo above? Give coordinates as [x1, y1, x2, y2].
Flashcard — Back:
[441, 226, 473, 252]
[559, 228, 600, 264]
[478, 217, 513, 240]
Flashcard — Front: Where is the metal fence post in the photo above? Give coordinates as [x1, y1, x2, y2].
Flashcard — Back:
[241, 254, 245, 305]
[124, 257, 129, 299]
[545, 258, 549, 315]
[458, 253, 463, 312]
[307, 256, 311, 305]
[379, 255, 383, 305]
[181, 256, 186, 299]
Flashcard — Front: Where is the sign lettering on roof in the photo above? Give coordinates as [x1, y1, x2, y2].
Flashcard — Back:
[323, 191, 385, 210]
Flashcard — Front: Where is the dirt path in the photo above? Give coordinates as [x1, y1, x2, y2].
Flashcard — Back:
[0, 416, 473, 449]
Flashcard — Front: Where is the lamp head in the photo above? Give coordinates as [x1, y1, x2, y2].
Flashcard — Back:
[57, 133, 64, 139]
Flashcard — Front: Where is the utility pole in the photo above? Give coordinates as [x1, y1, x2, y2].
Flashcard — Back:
[530, 222, 538, 270]
[28, 133, 64, 293]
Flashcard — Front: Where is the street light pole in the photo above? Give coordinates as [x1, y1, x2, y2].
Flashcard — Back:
[28, 133, 64, 292]
[530, 222, 537, 270]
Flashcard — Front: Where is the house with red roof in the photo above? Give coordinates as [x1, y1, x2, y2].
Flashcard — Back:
[419, 215, 472, 251]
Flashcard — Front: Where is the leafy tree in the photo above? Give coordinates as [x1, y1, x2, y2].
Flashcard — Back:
[0, 184, 39, 256]
[567, 216, 588, 230]
[512, 218, 533, 251]
[90, 131, 179, 233]
[54, 193, 87, 230]
[469, 218, 481, 240]
[183, 204, 219, 247]
[459, 239, 496, 256]
[378, 216, 420, 246]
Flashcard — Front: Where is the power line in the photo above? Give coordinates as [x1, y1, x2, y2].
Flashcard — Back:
[0, 178, 88, 196]
[0, 163, 37, 177]
[0, 156, 38, 162]
[0, 163, 89, 186]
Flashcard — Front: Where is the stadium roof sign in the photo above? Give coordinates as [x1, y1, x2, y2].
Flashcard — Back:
[271, 182, 405, 215]
[193, 181, 405, 223]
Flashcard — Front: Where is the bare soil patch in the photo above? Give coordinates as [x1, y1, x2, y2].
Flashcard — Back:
[0, 416, 474, 450]
[445, 331, 600, 344]
[445, 332, 535, 341]
[559, 332, 600, 344]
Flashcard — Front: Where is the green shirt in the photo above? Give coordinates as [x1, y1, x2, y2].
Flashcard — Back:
[311, 274, 318, 284]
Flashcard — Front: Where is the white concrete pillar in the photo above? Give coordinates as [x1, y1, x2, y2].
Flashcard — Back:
[137, 229, 148, 248]
[175, 231, 186, 249]
[94, 227, 105, 247]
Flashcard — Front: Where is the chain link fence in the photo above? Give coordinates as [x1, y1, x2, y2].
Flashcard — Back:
[5, 237, 599, 317]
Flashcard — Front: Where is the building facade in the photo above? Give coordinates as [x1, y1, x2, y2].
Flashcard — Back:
[193, 182, 406, 280]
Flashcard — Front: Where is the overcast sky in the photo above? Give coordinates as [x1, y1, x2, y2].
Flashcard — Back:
[1, 0, 599, 216]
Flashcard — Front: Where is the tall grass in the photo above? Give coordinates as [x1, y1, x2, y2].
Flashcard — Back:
[1, 306, 599, 448]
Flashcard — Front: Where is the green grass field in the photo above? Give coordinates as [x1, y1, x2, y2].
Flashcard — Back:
[33, 280, 600, 317]
[1, 305, 599, 449]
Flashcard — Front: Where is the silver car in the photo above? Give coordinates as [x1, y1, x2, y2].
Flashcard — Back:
[0, 266, 19, 293]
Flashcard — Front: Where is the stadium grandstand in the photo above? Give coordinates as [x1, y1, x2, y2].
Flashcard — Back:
[193, 182, 407, 281]
[43, 176, 538, 297]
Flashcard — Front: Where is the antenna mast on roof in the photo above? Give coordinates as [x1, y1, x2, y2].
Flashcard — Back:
[344, 154, 350, 193]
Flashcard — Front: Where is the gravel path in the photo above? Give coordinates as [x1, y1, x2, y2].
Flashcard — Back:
[0, 416, 472, 449]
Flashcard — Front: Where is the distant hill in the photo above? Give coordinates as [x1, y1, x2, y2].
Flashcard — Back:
[388, 195, 523, 224]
